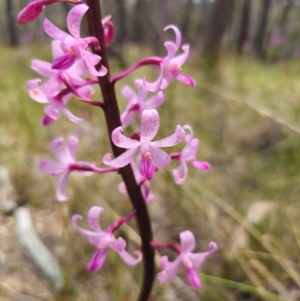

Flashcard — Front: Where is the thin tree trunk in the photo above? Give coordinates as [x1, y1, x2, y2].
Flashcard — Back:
[152, 0, 170, 55]
[114, 0, 127, 47]
[180, 0, 194, 41]
[252, 0, 272, 59]
[132, 0, 147, 44]
[6, 0, 19, 47]
[279, 0, 294, 33]
[236, 0, 252, 54]
[202, 0, 234, 64]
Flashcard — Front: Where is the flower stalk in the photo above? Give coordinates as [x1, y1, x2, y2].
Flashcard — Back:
[85, 0, 155, 300]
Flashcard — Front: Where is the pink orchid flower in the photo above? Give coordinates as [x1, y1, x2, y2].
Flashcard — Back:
[121, 79, 164, 128]
[26, 78, 90, 125]
[17, 0, 82, 25]
[43, 3, 107, 76]
[103, 109, 185, 180]
[157, 230, 218, 288]
[31, 40, 91, 96]
[39, 136, 112, 201]
[72, 206, 142, 272]
[144, 25, 196, 92]
[172, 125, 210, 185]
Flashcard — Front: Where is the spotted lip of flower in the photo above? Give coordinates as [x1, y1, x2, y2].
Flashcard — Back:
[144, 25, 196, 92]
[72, 206, 142, 272]
[43, 3, 107, 77]
[39, 136, 95, 201]
[157, 230, 218, 288]
[120, 79, 164, 128]
[103, 109, 185, 180]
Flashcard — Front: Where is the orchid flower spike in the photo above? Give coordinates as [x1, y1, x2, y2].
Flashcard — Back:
[43, 3, 107, 76]
[17, 0, 82, 25]
[103, 109, 185, 180]
[172, 125, 210, 185]
[121, 79, 164, 128]
[144, 25, 196, 92]
[157, 230, 218, 288]
[72, 206, 142, 272]
[39, 136, 100, 201]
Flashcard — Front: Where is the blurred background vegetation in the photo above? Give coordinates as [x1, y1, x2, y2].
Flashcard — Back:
[1, 0, 300, 300]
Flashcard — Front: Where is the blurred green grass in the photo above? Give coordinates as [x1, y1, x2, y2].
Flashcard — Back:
[1, 41, 300, 300]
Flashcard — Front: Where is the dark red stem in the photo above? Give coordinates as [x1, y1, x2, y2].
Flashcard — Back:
[85, 1, 155, 301]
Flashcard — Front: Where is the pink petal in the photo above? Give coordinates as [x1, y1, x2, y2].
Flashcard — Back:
[40, 78, 61, 97]
[31, 59, 57, 78]
[60, 106, 88, 123]
[191, 160, 210, 170]
[103, 20, 114, 46]
[72, 214, 100, 237]
[42, 115, 54, 126]
[135, 79, 148, 102]
[51, 40, 64, 59]
[183, 125, 194, 143]
[67, 4, 89, 39]
[180, 230, 196, 253]
[118, 250, 142, 266]
[118, 182, 126, 195]
[121, 109, 136, 128]
[109, 237, 126, 252]
[50, 137, 72, 163]
[43, 18, 71, 41]
[56, 171, 70, 201]
[163, 42, 177, 65]
[17, 1, 44, 25]
[27, 79, 49, 103]
[121, 85, 136, 103]
[80, 49, 100, 66]
[139, 155, 156, 180]
[140, 109, 160, 143]
[66, 136, 79, 160]
[172, 160, 188, 185]
[143, 91, 165, 110]
[85, 63, 108, 78]
[88, 249, 107, 272]
[68, 59, 86, 77]
[52, 54, 77, 70]
[151, 125, 185, 148]
[157, 256, 181, 282]
[174, 73, 196, 87]
[164, 25, 182, 51]
[171, 45, 190, 67]
[143, 67, 164, 92]
[111, 127, 140, 148]
[44, 103, 60, 120]
[103, 147, 140, 168]
[87, 206, 104, 232]
[80, 48, 108, 77]
[185, 268, 201, 288]
[183, 138, 199, 160]
[160, 71, 173, 90]
[188, 242, 218, 268]
[39, 158, 65, 175]
[148, 146, 171, 170]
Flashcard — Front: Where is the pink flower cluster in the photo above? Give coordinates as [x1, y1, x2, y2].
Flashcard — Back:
[19, 0, 217, 291]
